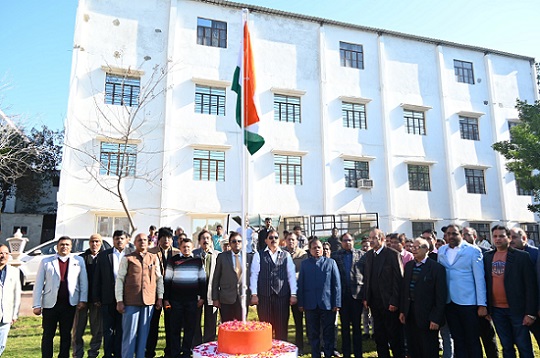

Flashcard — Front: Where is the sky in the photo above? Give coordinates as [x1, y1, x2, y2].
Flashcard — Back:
[0, 0, 538, 131]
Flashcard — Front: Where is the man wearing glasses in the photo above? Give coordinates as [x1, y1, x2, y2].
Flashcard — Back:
[212, 232, 251, 322]
[399, 238, 447, 358]
[250, 229, 297, 341]
[332, 233, 365, 358]
[438, 224, 487, 358]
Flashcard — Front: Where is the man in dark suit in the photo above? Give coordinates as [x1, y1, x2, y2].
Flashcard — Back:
[484, 225, 537, 357]
[298, 239, 341, 358]
[145, 227, 180, 358]
[509, 226, 540, 348]
[93, 230, 133, 358]
[212, 232, 251, 322]
[399, 238, 447, 358]
[257, 217, 273, 252]
[363, 228, 404, 358]
[510, 227, 538, 265]
[72, 234, 104, 358]
[331, 232, 365, 358]
[193, 229, 218, 345]
[327, 227, 341, 253]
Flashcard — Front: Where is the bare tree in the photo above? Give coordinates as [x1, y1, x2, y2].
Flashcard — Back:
[66, 61, 173, 235]
[0, 110, 61, 212]
[0, 110, 37, 182]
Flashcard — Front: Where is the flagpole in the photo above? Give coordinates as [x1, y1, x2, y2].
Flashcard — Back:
[240, 8, 248, 323]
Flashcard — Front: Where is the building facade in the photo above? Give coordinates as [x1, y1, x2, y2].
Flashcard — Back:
[57, 0, 539, 241]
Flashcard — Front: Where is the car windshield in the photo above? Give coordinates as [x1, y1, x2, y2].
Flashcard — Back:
[39, 242, 58, 255]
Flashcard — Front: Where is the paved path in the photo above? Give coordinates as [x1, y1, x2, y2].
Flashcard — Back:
[20, 289, 34, 317]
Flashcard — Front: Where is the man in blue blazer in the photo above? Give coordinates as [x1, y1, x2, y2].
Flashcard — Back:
[298, 239, 341, 358]
[438, 224, 487, 358]
[33, 236, 88, 358]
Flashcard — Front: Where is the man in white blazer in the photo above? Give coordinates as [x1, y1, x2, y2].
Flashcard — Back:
[0, 244, 21, 355]
[33, 236, 88, 358]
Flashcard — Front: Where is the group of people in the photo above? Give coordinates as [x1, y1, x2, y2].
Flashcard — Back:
[0, 221, 537, 358]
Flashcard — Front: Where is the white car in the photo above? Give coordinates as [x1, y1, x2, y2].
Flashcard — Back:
[17, 237, 112, 287]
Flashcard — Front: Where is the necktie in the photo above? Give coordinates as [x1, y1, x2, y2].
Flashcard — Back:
[234, 253, 242, 280]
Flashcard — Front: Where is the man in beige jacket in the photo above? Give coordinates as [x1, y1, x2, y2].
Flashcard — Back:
[115, 233, 163, 358]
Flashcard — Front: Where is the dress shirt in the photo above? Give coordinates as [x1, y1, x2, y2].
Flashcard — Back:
[250, 247, 297, 295]
[400, 250, 414, 265]
[112, 248, 126, 279]
[446, 245, 461, 265]
[0, 266, 6, 286]
[160, 248, 169, 262]
[232, 252, 242, 271]
[343, 250, 352, 286]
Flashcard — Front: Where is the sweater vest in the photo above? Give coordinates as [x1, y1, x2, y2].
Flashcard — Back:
[258, 250, 290, 297]
[123, 252, 158, 306]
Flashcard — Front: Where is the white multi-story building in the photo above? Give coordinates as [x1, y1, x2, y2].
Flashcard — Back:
[57, 0, 539, 242]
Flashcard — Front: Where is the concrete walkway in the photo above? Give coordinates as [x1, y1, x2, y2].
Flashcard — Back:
[19, 290, 34, 317]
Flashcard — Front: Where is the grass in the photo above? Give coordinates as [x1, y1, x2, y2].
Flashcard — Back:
[4, 307, 539, 357]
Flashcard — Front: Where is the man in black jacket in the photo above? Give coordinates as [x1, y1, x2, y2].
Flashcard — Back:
[484, 225, 537, 358]
[399, 238, 447, 358]
[331, 233, 364, 358]
[363, 228, 404, 358]
[72, 234, 104, 358]
[93, 230, 133, 358]
[257, 217, 273, 252]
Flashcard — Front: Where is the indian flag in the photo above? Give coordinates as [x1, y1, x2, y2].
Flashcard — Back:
[232, 15, 265, 155]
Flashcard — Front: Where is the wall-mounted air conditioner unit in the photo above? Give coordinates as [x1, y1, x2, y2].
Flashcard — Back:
[357, 179, 373, 189]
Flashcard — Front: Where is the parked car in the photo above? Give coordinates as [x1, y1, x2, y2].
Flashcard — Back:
[17, 237, 112, 287]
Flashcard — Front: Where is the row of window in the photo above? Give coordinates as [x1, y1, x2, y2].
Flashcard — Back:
[196, 17, 475, 85]
[105, 76, 484, 139]
[407, 165, 485, 193]
[103, 18, 476, 109]
[98, 142, 529, 196]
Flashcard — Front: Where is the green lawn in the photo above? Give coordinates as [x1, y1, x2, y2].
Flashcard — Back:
[4, 308, 538, 357]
